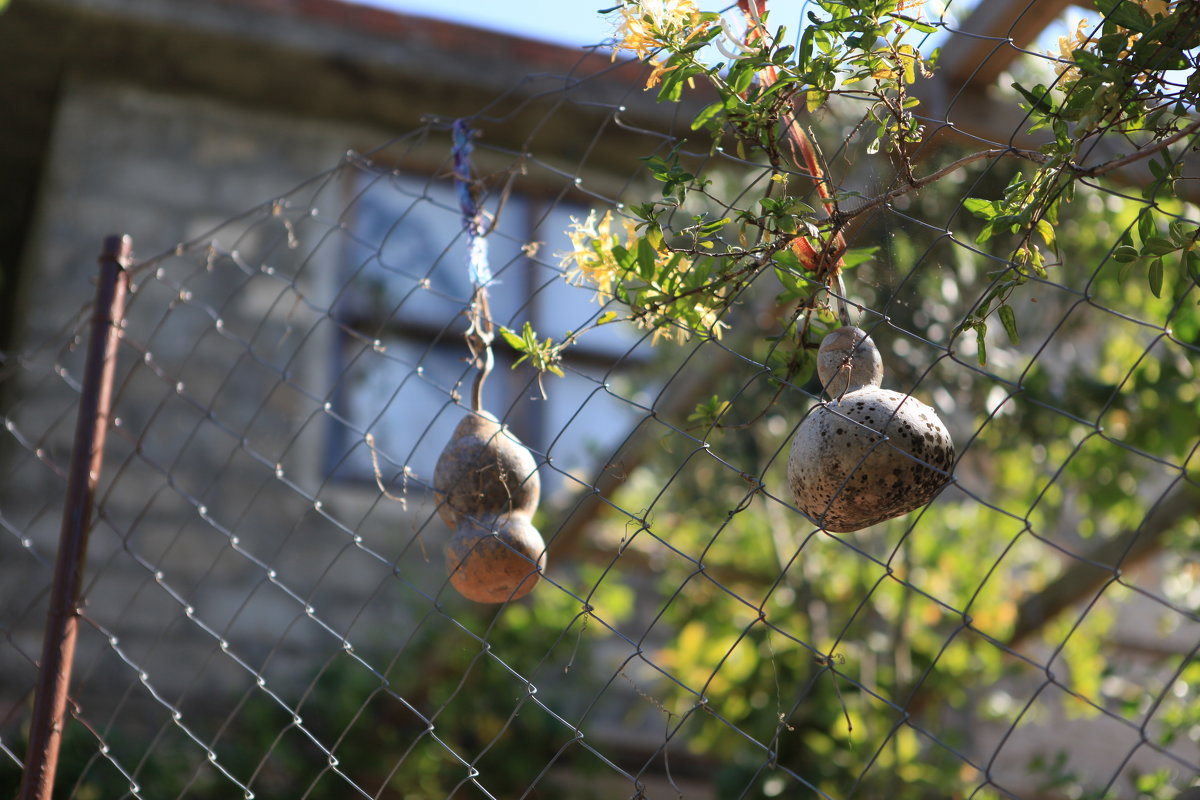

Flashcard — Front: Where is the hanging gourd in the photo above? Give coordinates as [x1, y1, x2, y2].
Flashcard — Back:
[443, 513, 547, 604]
[433, 120, 546, 602]
[434, 408, 545, 603]
[432, 411, 540, 529]
[788, 326, 954, 532]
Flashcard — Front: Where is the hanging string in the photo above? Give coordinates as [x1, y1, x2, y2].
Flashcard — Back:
[453, 119, 492, 287]
[452, 119, 495, 412]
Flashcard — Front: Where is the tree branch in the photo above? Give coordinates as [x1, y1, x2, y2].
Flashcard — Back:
[1076, 117, 1200, 178]
[904, 480, 1200, 718]
[1006, 480, 1200, 649]
[834, 116, 1200, 225]
[835, 147, 1050, 223]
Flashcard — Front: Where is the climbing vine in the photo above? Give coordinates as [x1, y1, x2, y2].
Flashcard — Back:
[499, 0, 1199, 381]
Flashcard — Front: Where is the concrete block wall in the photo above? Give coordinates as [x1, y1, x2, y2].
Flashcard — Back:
[1, 79, 442, 715]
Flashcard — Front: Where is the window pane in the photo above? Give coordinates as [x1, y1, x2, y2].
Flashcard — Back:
[331, 170, 652, 503]
[341, 169, 531, 332]
[330, 335, 468, 485]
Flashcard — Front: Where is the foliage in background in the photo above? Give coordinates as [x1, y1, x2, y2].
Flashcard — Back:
[0, 580, 634, 799]
[498, 0, 1200, 797]
[503, 0, 1198, 377]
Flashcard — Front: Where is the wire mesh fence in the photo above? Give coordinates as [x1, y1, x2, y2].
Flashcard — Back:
[1, 1, 1199, 798]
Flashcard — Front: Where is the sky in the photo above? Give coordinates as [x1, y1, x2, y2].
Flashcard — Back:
[350, 0, 623, 47]
[348, 0, 1092, 46]
[348, 0, 818, 49]
[344, 1, 1087, 84]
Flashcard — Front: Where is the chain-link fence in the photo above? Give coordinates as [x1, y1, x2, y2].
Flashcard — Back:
[2, 1, 1199, 798]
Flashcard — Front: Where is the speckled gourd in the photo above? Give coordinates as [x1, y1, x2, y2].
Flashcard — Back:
[787, 327, 954, 532]
[432, 412, 541, 528]
[445, 513, 547, 603]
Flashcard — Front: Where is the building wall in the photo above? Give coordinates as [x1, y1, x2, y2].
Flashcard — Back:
[2, 77, 433, 713]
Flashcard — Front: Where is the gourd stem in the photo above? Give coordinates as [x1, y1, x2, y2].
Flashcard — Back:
[472, 346, 493, 413]
[466, 285, 495, 413]
[834, 272, 851, 327]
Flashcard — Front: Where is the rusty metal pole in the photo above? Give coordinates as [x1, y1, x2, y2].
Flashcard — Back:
[18, 235, 131, 800]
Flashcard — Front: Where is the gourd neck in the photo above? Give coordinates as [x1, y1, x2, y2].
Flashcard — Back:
[816, 327, 884, 397]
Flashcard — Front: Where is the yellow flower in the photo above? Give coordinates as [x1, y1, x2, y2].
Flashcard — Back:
[1137, 0, 1171, 16]
[559, 210, 638, 298]
[1051, 18, 1092, 83]
[612, 0, 713, 87]
[614, 0, 703, 56]
[1049, 3, 1174, 88]
[561, 209, 725, 345]
[638, 301, 728, 344]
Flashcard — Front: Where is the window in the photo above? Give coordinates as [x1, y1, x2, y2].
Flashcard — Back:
[328, 164, 648, 499]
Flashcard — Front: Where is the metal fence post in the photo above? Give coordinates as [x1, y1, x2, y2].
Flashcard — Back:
[18, 235, 132, 800]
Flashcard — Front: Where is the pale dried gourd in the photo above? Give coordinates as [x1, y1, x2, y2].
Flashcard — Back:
[445, 513, 546, 603]
[433, 412, 540, 528]
[788, 327, 954, 532]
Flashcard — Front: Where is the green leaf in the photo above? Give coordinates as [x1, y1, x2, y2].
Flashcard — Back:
[645, 224, 664, 251]
[596, 311, 618, 325]
[1071, 49, 1111, 78]
[773, 265, 801, 294]
[656, 67, 687, 103]
[697, 217, 730, 235]
[610, 244, 635, 272]
[977, 221, 995, 245]
[499, 326, 527, 351]
[728, 61, 756, 94]
[998, 304, 1020, 346]
[1118, 257, 1136, 284]
[897, 15, 937, 34]
[688, 394, 732, 426]
[691, 101, 725, 131]
[1138, 210, 1156, 243]
[1095, 0, 1152, 32]
[1142, 237, 1177, 256]
[1186, 250, 1200, 284]
[520, 320, 538, 346]
[1168, 220, 1192, 247]
[1011, 82, 1053, 113]
[1148, 257, 1164, 298]
[1035, 219, 1055, 250]
[840, 246, 878, 269]
[975, 323, 988, 366]
[636, 237, 659, 279]
[962, 197, 999, 219]
[1112, 245, 1139, 263]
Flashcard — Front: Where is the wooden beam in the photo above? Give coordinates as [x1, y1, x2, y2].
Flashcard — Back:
[938, 0, 1090, 91]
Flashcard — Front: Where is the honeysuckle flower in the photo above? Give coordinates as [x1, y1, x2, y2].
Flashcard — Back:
[1051, 18, 1093, 83]
[559, 209, 639, 298]
[560, 209, 725, 345]
[1049, 2, 1175, 89]
[642, 303, 729, 345]
[613, 0, 705, 58]
[612, 0, 713, 88]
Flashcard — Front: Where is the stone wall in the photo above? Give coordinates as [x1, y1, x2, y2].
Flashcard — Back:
[1, 78, 442, 714]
